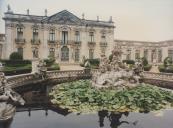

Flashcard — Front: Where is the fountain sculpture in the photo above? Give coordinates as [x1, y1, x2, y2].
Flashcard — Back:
[36, 60, 47, 80]
[92, 46, 143, 89]
[0, 72, 25, 122]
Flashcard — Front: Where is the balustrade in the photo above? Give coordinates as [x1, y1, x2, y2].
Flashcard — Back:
[4, 70, 173, 90]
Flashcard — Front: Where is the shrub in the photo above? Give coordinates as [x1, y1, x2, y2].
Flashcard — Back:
[109, 54, 113, 62]
[9, 52, 23, 60]
[122, 60, 135, 65]
[44, 58, 55, 67]
[164, 57, 172, 67]
[143, 65, 152, 71]
[47, 63, 60, 71]
[0, 59, 31, 67]
[141, 57, 148, 66]
[3, 64, 31, 76]
[158, 65, 173, 73]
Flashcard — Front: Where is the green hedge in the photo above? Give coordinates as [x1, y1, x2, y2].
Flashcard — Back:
[9, 52, 23, 60]
[0, 60, 31, 67]
[158, 65, 173, 73]
[87, 59, 100, 66]
[143, 65, 152, 71]
[80, 59, 100, 68]
[44, 58, 55, 67]
[47, 63, 60, 71]
[122, 60, 135, 65]
[3, 64, 32, 76]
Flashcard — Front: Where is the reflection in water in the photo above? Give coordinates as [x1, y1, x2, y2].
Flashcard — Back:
[98, 111, 140, 128]
[1, 86, 173, 128]
[0, 119, 12, 128]
[98, 110, 108, 127]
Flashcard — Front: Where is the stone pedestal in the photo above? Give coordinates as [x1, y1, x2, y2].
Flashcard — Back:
[32, 59, 40, 73]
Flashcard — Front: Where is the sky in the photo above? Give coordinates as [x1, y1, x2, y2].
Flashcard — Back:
[0, 0, 173, 42]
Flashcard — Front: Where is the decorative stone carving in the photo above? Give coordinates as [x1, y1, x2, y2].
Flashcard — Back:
[37, 60, 47, 80]
[0, 72, 25, 122]
[42, 10, 82, 25]
[92, 46, 143, 89]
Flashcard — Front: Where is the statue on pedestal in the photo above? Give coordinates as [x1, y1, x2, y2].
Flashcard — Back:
[37, 60, 47, 80]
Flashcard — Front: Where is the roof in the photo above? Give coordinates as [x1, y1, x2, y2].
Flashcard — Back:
[3, 10, 114, 28]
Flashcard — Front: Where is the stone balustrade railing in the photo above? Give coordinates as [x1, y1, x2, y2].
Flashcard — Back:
[46, 70, 87, 79]
[2, 69, 173, 91]
[4, 70, 90, 89]
[6, 73, 37, 88]
[143, 71, 173, 81]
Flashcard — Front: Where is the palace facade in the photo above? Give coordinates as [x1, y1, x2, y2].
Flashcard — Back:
[2, 9, 114, 63]
[115, 40, 173, 64]
[2, 8, 173, 65]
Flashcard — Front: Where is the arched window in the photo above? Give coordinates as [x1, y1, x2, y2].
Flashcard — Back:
[49, 48, 55, 58]
[61, 46, 69, 61]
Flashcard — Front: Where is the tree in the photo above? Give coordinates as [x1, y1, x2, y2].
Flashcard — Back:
[9, 52, 23, 60]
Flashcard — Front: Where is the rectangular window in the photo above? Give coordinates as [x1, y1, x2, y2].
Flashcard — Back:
[75, 49, 80, 62]
[33, 28, 38, 40]
[151, 49, 156, 62]
[49, 29, 55, 41]
[0, 44, 2, 59]
[75, 31, 80, 42]
[144, 49, 148, 59]
[168, 49, 173, 60]
[135, 50, 140, 60]
[89, 49, 94, 59]
[126, 49, 131, 60]
[89, 32, 94, 42]
[158, 49, 162, 63]
[17, 47, 23, 57]
[17, 28, 23, 39]
[49, 48, 55, 58]
[101, 34, 106, 42]
[62, 31, 68, 44]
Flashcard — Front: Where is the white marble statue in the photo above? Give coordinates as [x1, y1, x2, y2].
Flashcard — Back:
[92, 46, 143, 88]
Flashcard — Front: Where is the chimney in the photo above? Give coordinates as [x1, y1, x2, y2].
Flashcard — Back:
[109, 16, 113, 22]
[82, 13, 85, 20]
[97, 16, 99, 22]
[27, 9, 29, 15]
[45, 9, 47, 16]
[7, 4, 13, 13]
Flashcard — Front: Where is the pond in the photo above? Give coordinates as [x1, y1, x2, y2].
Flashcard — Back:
[1, 85, 173, 128]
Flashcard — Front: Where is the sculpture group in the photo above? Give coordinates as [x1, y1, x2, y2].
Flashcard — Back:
[0, 72, 25, 122]
[92, 46, 143, 89]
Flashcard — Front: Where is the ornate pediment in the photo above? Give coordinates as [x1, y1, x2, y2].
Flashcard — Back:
[42, 10, 82, 25]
